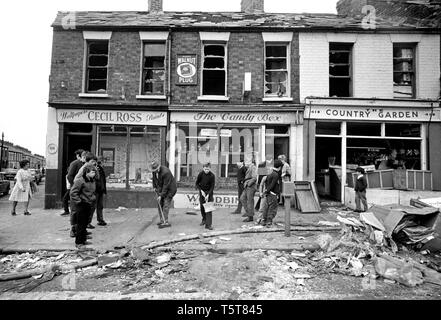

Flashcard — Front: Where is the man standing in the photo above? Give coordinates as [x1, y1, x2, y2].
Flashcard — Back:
[354, 167, 368, 213]
[61, 149, 84, 217]
[93, 156, 107, 226]
[67, 150, 86, 237]
[231, 160, 247, 215]
[241, 160, 258, 222]
[261, 159, 283, 227]
[151, 161, 177, 228]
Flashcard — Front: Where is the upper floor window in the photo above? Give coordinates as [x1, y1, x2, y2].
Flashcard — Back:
[264, 44, 289, 97]
[86, 40, 109, 93]
[142, 43, 166, 95]
[393, 44, 415, 98]
[329, 43, 352, 97]
[202, 43, 227, 96]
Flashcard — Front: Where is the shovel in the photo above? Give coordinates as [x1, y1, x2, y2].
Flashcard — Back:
[155, 191, 166, 223]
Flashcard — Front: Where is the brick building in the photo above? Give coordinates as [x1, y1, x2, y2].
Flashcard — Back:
[45, 0, 441, 209]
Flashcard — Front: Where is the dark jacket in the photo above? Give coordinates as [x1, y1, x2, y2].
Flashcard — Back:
[70, 176, 96, 205]
[95, 164, 107, 195]
[265, 169, 281, 196]
[67, 159, 84, 186]
[152, 166, 177, 198]
[354, 174, 368, 192]
[196, 171, 215, 202]
[237, 166, 247, 185]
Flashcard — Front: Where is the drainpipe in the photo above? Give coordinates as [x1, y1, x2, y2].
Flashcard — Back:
[167, 29, 172, 106]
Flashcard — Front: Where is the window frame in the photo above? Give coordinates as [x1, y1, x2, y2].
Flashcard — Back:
[264, 42, 291, 99]
[200, 41, 228, 99]
[141, 41, 167, 97]
[329, 42, 353, 98]
[393, 43, 416, 99]
[84, 40, 110, 94]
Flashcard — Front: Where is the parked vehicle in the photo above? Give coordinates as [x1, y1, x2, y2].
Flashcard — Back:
[0, 173, 10, 196]
[29, 169, 42, 185]
[2, 168, 18, 181]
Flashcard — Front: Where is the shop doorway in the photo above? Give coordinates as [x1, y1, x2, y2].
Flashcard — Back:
[315, 137, 342, 201]
[273, 137, 289, 160]
[61, 124, 93, 197]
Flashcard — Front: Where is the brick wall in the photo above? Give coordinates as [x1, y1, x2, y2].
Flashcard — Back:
[50, 29, 300, 107]
[148, 0, 163, 13]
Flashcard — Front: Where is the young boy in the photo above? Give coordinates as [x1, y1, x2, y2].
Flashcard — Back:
[195, 163, 215, 230]
[70, 165, 97, 248]
[354, 167, 368, 212]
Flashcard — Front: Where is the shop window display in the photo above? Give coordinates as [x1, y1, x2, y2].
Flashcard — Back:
[98, 125, 161, 190]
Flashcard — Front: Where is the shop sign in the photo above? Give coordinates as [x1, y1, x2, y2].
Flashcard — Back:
[176, 54, 197, 85]
[47, 143, 58, 155]
[174, 192, 259, 209]
[57, 109, 167, 126]
[305, 106, 441, 122]
[171, 112, 298, 124]
[220, 129, 232, 137]
[200, 128, 217, 137]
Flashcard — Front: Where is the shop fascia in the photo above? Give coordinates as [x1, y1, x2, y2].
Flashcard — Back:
[170, 111, 299, 124]
[56, 109, 167, 126]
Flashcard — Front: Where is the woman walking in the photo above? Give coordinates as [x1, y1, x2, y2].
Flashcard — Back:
[195, 163, 215, 230]
[9, 159, 34, 216]
[70, 164, 97, 248]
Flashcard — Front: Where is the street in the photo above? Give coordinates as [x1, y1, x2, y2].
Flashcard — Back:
[0, 179, 440, 300]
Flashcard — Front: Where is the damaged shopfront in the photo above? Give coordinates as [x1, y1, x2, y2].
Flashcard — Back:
[48, 108, 167, 209]
[304, 98, 441, 203]
[168, 109, 303, 208]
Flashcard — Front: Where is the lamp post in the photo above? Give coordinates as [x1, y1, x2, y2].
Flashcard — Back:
[0, 132, 4, 172]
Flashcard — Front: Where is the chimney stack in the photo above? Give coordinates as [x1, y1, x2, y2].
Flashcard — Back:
[148, 0, 163, 13]
[241, 0, 264, 14]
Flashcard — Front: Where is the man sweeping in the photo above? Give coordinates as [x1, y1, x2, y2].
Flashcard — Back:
[151, 161, 177, 228]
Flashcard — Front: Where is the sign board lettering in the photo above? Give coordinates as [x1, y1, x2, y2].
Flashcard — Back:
[176, 54, 197, 85]
[170, 112, 300, 124]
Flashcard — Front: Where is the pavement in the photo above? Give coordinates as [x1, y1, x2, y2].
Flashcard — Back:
[0, 180, 340, 253]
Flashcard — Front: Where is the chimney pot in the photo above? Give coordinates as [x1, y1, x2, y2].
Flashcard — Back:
[241, 0, 264, 13]
[148, 0, 163, 13]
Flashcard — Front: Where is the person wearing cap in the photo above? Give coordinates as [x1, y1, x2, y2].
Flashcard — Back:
[231, 159, 247, 215]
[261, 159, 283, 227]
[354, 167, 368, 213]
[151, 161, 177, 228]
[241, 159, 258, 222]
[70, 164, 97, 248]
[195, 163, 215, 230]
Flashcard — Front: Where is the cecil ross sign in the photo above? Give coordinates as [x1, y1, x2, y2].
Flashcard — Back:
[57, 109, 167, 126]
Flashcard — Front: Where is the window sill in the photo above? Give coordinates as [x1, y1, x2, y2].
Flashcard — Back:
[136, 95, 167, 100]
[262, 97, 293, 102]
[197, 96, 230, 101]
[78, 93, 109, 98]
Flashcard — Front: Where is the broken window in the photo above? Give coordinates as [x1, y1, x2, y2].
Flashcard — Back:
[329, 43, 352, 97]
[265, 44, 289, 97]
[86, 41, 109, 93]
[393, 44, 415, 98]
[202, 44, 226, 96]
[143, 43, 166, 95]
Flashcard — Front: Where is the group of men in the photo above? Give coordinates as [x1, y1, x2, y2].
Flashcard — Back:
[231, 155, 291, 227]
[62, 149, 107, 246]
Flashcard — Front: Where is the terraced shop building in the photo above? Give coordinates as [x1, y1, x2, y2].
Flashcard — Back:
[44, 0, 441, 209]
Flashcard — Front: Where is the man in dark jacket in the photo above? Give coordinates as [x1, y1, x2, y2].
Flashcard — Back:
[67, 150, 86, 237]
[61, 149, 84, 217]
[90, 156, 107, 226]
[354, 167, 368, 212]
[196, 163, 215, 230]
[151, 161, 177, 228]
[261, 159, 283, 227]
[231, 160, 247, 215]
